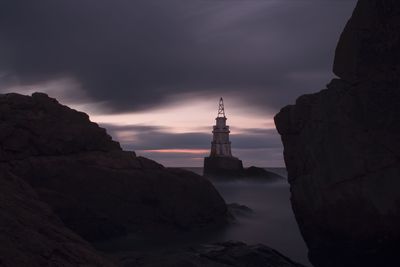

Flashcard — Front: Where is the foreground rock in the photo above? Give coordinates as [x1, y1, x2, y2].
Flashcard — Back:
[114, 241, 306, 267]
[0, 92, 228, 242]
[275, 1, 400, 266]
[0, 170, 112, 267]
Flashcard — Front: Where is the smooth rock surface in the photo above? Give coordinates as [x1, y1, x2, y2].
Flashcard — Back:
[0, 93, 228, 242]
[275, 1, 400, 266]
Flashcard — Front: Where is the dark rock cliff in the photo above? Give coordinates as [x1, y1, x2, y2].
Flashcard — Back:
[0, 92, 228, 243]
[275, 1, 400, 266]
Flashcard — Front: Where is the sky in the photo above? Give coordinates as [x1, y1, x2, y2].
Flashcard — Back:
[0, 0, 357, 167]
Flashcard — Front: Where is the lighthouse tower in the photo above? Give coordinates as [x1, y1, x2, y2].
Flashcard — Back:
[210, 98, 233, 157]
[204, 98, 243, 176]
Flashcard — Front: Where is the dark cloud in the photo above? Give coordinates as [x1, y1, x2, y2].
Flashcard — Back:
[231, 132, 282, 149]
[101, 124, 166, 134]
[101, 123, 208, 150]
[0, 0, 357, 113]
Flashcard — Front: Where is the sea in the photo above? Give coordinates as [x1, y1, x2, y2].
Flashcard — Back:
[97, 167, 310, 266]
[187, 167, 309, 266]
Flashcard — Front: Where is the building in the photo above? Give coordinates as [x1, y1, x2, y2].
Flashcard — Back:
[204, 98, 243, 176]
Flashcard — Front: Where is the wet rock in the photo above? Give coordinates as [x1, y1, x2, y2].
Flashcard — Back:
[275, 1, 400, 266]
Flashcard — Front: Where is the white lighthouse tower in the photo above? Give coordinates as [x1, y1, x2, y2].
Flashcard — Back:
[204, 98, 243, 176]
[210, 98, 233, 157]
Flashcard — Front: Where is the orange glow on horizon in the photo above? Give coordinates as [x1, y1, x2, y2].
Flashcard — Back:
[139, 149, 209, 155]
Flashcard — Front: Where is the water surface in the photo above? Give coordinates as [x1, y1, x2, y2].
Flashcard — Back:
[188, 167, 309, 265]
[97, 168, 310, 266]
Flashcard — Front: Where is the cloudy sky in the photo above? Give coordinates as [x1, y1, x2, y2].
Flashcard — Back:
[0, 0, 357, 167]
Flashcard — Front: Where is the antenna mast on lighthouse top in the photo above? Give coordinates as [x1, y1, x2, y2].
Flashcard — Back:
[217, 97, 226, 118]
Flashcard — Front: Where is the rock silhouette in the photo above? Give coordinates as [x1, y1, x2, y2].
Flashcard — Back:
[275, 1, 400, 266]
[0, 92, 228, 242]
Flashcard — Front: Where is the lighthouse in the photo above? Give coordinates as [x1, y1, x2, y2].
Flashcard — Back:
[204, 98, 243, 176]
[210, 98, 233, 157]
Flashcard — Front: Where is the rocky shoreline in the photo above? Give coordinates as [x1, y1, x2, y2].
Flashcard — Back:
[1, 0, 398, 266]
[0, 92, 303, 266]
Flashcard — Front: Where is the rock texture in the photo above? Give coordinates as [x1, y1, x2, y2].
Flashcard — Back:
[0, 170, 113, 267]
[275, 1, 400, 266]
[115, 241, 306, 267]
[0, 93, 228, 243]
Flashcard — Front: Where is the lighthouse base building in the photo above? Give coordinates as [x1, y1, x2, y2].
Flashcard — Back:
[204, 98, 244, 177]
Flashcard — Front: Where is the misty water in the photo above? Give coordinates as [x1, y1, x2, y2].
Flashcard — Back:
[193, 167, 309, 266]
[97, 168, 309, 266]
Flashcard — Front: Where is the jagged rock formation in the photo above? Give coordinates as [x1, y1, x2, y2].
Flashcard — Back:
[116, 241, 306, 267]
[0, 170, 113, 267]
[0, 92, 228, 243]
[275, 1, 400, 267]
